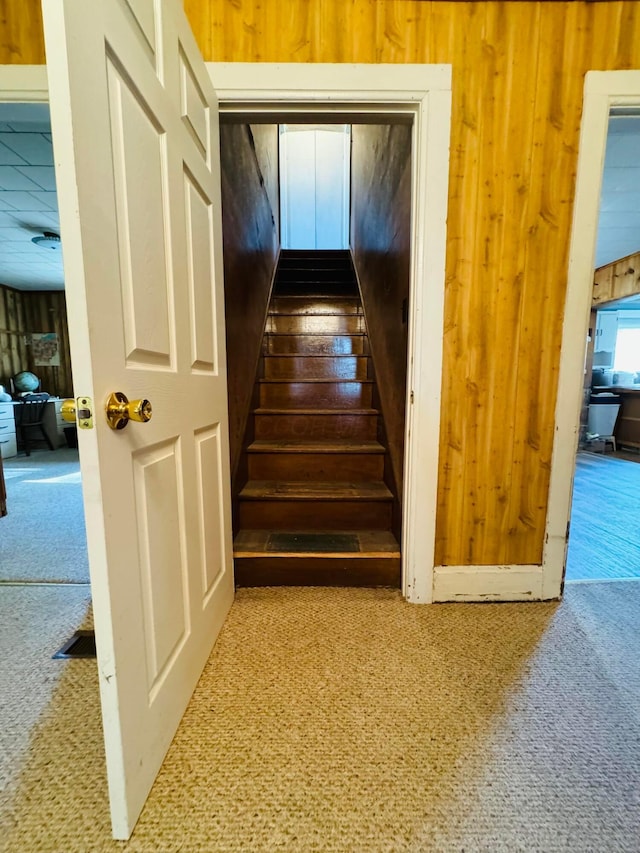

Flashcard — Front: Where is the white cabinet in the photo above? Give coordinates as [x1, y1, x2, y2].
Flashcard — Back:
[0, 402, 17, 459]
[42, 399, 68, 448]
[0, 398, 68, 458]
[593, 311, 618, 368]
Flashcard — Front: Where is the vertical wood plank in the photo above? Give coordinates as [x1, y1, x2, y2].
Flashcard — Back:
[0, 285, 73, 398]
[0, 0, 45, 63]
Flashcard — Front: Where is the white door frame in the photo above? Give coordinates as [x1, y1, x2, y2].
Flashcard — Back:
[209, 63, 452, 604]
[545, 70, 640, 599]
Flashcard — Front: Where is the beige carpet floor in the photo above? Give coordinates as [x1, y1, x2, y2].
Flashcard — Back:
[1, 583, 640, 852]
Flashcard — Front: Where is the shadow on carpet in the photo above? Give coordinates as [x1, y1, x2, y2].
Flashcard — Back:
[0, 448, 89, 584]
[2, 583, 640, 852]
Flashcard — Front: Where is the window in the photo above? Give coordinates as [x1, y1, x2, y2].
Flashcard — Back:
[613, 325, 640, 373]
[613, 312, 640, 376]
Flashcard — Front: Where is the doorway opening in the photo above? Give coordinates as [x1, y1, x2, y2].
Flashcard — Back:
[565, 107, 640, 584]
[547, 71, 640, 597]
[279, 124, 350, 250]
[218, 114, 412, 587]
[0, 95, 92, 804]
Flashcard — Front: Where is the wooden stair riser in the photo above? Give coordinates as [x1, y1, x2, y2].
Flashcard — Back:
[266, 334, 365, 355]
[247, 451, 384, 482]
[255, 412, 378, 440]
[266, 315, 364, 335]
[270, 297, 362, 315]
[234, 555, 401, 587]
[238, 500, 392, 530]
[275, 268, 353, 284]
[264, 356, 368, 380]
[260, 381, 373, 409]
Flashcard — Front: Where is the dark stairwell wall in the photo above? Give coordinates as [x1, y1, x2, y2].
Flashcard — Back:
[220, 123, 279, 484]
[350, 123, 412, 510]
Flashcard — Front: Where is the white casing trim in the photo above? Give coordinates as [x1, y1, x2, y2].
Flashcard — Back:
[0, 65, 48, 99]
[208, 62, 452, 603]
[543, 70, 640, 602]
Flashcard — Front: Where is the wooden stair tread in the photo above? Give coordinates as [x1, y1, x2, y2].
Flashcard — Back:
[239, 481, 393, 500]
[254, 407, 378, 415]
[234, 529, 400, 557]
[248, 439, 384, 454]
[259, 378, 373, 384]
[268, 311, 362, 318]
[264, 353, 367, 358]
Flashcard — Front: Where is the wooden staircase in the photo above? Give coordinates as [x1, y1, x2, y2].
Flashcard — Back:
[233, 249, 401, 586]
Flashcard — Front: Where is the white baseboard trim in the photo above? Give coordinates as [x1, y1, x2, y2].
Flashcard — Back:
[433, 565, 548, 602]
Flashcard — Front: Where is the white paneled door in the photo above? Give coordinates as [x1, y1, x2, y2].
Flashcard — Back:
[42, 0, 234, 839]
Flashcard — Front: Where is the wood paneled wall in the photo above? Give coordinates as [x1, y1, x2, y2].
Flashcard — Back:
[8, 0, 640, 567]
[219, 123, 278, 481]
[351, 123, 412, 510]
[593, 250, 640, 306]
[200, 0, 640, 567]
[0, 284, 72, 398]
[250, 124, 280, 240]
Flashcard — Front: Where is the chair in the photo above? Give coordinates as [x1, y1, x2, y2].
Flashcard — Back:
[14, 394, 54, 456]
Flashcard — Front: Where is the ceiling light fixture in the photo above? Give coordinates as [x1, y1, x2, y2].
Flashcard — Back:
[31, 231, 61, 250]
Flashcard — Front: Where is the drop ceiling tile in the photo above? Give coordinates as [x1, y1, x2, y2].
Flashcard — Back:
[0, 166, 42, 191]
[0, 226, 37, 241]
[598, 190, 640, 214]
[0, 190, 56, 211]
[604, 132, 640, 169]
[26, 191, 57, 211]
[0, 133, 53, 166]
[5, 260, 60, 270]
[595, 227, 640, 268]
[599, 210, 640, 230]
[9, 212, 58, 231]
[608, 117, 640, 136]
[3, 248, 53, 264]
[0, 142, 27, 166]
[601, 167, 640, 195]
[6, 122, 52, 134]
[14, 166, 57, 191]
[42, 212, 59, 228]
[0, 240, 32, 252]
[0, 211, 24, 226]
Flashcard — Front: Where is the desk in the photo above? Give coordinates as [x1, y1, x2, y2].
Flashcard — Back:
[611, 387, 640, 451]
[0, 398, 67, 459]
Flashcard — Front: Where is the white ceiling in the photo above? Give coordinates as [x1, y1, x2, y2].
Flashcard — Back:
[596, 115, 640, 269]
[0, 106, 636, 292]
[0, 103, 63, 291]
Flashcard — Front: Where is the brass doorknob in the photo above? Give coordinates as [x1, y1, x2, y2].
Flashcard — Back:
[60, 399, 77, 423]
[105, 391, 153, 430]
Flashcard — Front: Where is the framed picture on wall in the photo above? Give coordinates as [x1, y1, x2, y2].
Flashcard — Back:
[30, 333, 60, 367]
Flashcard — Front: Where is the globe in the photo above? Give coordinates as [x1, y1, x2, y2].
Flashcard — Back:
[13, 371, 40, 393]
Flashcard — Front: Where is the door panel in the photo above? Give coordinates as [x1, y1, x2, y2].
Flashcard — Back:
[42, 0, 234, 839]
[184, 172, 217, 371]
[107, 59, 174, 367]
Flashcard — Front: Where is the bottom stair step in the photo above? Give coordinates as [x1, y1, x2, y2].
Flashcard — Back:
[233, 529, 401, 587]
[238, 480, 393, 530]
